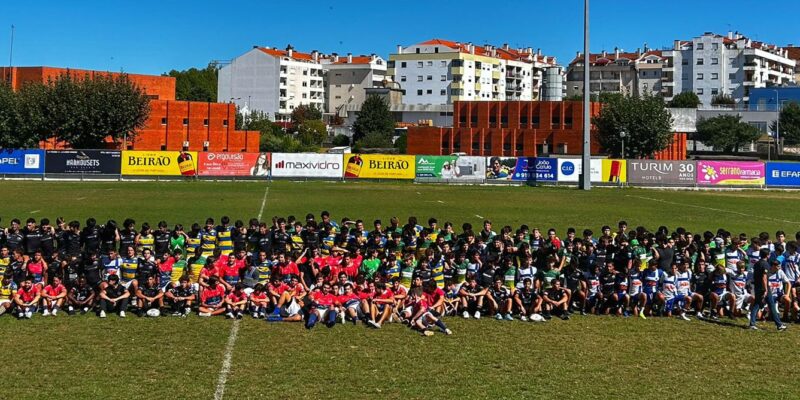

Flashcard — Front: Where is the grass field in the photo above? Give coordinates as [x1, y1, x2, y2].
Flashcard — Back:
[3, 180, 800, 400]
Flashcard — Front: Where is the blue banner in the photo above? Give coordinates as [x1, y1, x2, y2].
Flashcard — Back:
[533, 157, 557, 182]
[0, 149, 45, 174]
[766, 162, 800, 186]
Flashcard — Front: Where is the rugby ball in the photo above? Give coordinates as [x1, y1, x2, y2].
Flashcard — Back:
[146, 309, 161, 317]
[530, 314, 544, 322]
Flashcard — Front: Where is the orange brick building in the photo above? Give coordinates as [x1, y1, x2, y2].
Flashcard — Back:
[1, 66, 258, 152]
[407, 100, 686, 159]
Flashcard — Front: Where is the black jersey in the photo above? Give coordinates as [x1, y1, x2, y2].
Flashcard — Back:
[153, 230, 171, 257]
[81, 225, 101, 254]
[71, 285, 94, 302]
[136, 259, 158, 282]
[6, 230, 23, 252]
[63, 231, 82, 258]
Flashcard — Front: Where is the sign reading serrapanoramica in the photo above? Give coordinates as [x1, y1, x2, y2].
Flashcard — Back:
[343, 154, 415, 179]
[121, 151, 198, 176]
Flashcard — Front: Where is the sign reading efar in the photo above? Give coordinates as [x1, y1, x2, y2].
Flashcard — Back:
[627, 160, 695, 185]
[198, 152, 270, 177]
[271, 153, 343, 178]
[121, 151, 198, 176]
[343, 154, 415, 179]
[45, 150, 121, 174]
[0, 149, 45, 175]
[766, 162, 800, 186]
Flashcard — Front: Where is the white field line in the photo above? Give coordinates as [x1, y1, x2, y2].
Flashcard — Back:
[624, 194, 800, 225]
[214, 184, 270, 400]
[475, 214, 484, 219]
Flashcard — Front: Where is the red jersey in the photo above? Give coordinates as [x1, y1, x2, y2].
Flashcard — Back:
[357, 288, 375, 301]
[278, 262, 299, 277]
[222, 265, 239, 280]
[44, 284, 66, 297]
[351, 254, 363, 269]
[160, 257, 176, 272]
[338, 293, 359, 306]
[327, 256, 342, 268]
[342, 262, 359, 278]
[392, 286, 408, 298]
[214, 254, 230, 269]
[201, 266, 221, 279]
[226, 291, 247, 303]
[249, 291, 267, 302]
[423, 288, 445, 307]
[201, 285, 225, 305]
[312, 291, 336, 307]
[268, 282, 288, 296]
[287, 283, 306, 298]
[28, 261, 45, 275]
[375, 289, 395, 303]
[17, 286, 40, 303]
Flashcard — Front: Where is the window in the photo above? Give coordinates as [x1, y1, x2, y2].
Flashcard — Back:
[426, 89, 432, 94]
[416, 48, 420, 54]
[417, 76, 423, 82]
[730, 58, 736, 66]
[440, 89, 446, 95]
[682, 73, 689, 80]
[203, 119, 209, 127]
[697, 88, 704, 95]
[696, 58, 704, 65]
[400, 76, 407, 82]
[417, 61, 423, 68]
[427, 75, 432, 81]
[531, 116, 540, 126]
[749, 121, 768, 133]
[729, 73, 736, 80]
[417, 89, 423, 96]
[682, 59, 689, 65]
[302, 82, 308, 87]
[401, 62, 407, 68]
[223, 119, 228, 127]
[440, 61, 446, 67]
[160, 117, 167, 125]
[712, 43, 719, 50]
[182, 118, 189, 126]
[711, 88, 719, 95]
[697, 73, 704, 80]
[520, 116, 528, 125]
[711, 73, 719, 80]
[697, 43, 704, 50]
[475, 61, 482, 69]
[302, 93, 307, 99]
[427, 61, 433, 66]
[711, 58, 719, 65]
[434, 47, 439, 54]
[335, 95, 341, 99]
[440, 75, 446, 81]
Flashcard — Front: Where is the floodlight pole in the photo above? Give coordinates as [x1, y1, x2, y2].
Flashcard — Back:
[580, 0, 592, 190]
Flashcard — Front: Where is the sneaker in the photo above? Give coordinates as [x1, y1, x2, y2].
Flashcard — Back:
[696, 312, 704, 319]
[494, 313, 503, 320]
[173, 311, 183, 317]
[185, 307, 192, 315]
[560, 314, 570, 321]
[778, 324, 788, 331]
[25, 311, 33, 319]
[68, 306, 74, 313]
[462, 311, 470, 319]
[99, 310, 107, 318]
[367, 320, 379, 328]
[43, 310, 50, 317]
[421, 330, 434, 337]
[622, 310, 631, 317]
[580, 310, 587, 316]
[748, 325, 759, 330]
[251, 313, 258, 319]
[680, 313, 690, 321]
[199, 312, 211, 317]
[69, 309, 77, 316]
[504, 313, 514, 321]
[258, 312, 265, 319]
[710, 313, 720, 321]
[374, 321, 382, 329]
[638, 310, 646, 319]
[235, 313, 243, 320]
[82, 307, 89, 315]
[119, 311, 126, 318]
[226, 312, 234, 319]
[543, 313, 552, 321]
[444, 328, 453, 335]
[520, 315, 528, 322]
[474, 311, 481, 319]
[52, 309, 58, 316]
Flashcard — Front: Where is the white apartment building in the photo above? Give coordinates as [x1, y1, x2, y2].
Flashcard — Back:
[218, 45, 386, 119]
[662, 32, 796, 106]
[387, 39, 558, 105]
[565, 46, 664, 98]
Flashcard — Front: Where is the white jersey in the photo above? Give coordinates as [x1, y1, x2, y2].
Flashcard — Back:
[782, 252, 800, 283]
[675, 270, 692, 296]
[517, 265, 537, 285]
[660, 275, 677, 300]
[728, 271, 751, 297]
[768, 270, 789, 296]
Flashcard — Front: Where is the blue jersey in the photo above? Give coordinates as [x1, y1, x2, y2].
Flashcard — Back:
[675, 271, 692, 296]
[642, 269, 664, 294]
[627, 271, 643, 295]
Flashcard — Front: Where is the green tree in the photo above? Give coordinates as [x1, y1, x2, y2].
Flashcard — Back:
[393, 131, 407, 154]
[354, 131, 393, 152]
[593, 95, 673, 158]
[165, 65, 218, 102]
[695, 114, 760, 153]
[668, 92, 701, 108]
[352, 95, 394, 142]
[0, 83, 21, 148]
[771, 102, 800, 145]
[296, 119, 328, 146]
[332, 134, 351, 147]
[711, 94, 735, 106]
[290, 104, 322, 126]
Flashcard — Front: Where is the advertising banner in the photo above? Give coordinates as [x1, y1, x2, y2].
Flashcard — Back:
[599, 159, 627, 183]
[121, 151, 198, 176]
[485, 156, 534, 181]
[45, 150, 121, 174]
[533, 157, 558, 182]
[0, 149, 45, 174]
[198, 152, 270, 177]
[343, 154, 415, 179]
[766, 162, 800, 187]
[627, 160, 696, 185]
[556, 158, 602, 182]
[272, 153, 343, 178]
[415, 155, 484, 180]
[696, 161, 764, 186]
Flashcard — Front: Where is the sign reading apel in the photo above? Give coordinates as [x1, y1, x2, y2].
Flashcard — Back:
[121, 151, 198, 176]
[343, 154, 415, 179]
[272, 153, 343, 178]
[0, 149, 45, 174]
[198, 152, 270, 177]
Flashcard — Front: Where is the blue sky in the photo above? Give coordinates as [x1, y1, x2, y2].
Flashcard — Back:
[1, 0, 798, 75]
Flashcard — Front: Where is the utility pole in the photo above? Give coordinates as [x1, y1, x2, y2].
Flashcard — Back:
[580, 0, 592, 190]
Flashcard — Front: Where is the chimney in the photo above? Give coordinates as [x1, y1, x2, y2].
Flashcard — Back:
[396, 44, 403, 54]
[643, 42, 649, 52]
[484, 44, 491, 52]
[332, 52, 339, 63]
[602, 50, 608, 57]
[370, 53, 377, 62]
[347, 53, 353, 63]
[636, 48, 641, 55]
[286, 44, 294, 58]
[728, 31, 734, 40]
[537, 48, 542, 56]
[503, 43, 510, 50]
[673, 40, 681, 50]
[253, 45, 259, 49]
[311, 50, 319, 62]
[614, 47, 620, 58]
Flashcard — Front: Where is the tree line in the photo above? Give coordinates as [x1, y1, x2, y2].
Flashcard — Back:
[0, 74, 150, 149]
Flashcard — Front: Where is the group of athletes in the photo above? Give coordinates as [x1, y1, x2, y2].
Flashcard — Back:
[0, 213, 796, 334]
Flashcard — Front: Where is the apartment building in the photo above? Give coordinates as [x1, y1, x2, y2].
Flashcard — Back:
[387, 39, 558, 105]
[662, 32, 796, 106]
[217, 45, 386, 119]
[565, 46, 664, 98]
[784, 46, 800, 83]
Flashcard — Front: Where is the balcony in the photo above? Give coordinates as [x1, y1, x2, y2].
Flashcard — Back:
[743, 62, 758, 71]
[475, 83, 482, 91]
[451, 66, 465, 75]
[492, 71, 501, 80]
[451, 81, 464, 89]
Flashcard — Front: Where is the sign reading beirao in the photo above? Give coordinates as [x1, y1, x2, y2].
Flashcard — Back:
[271, 153, 343, 178]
